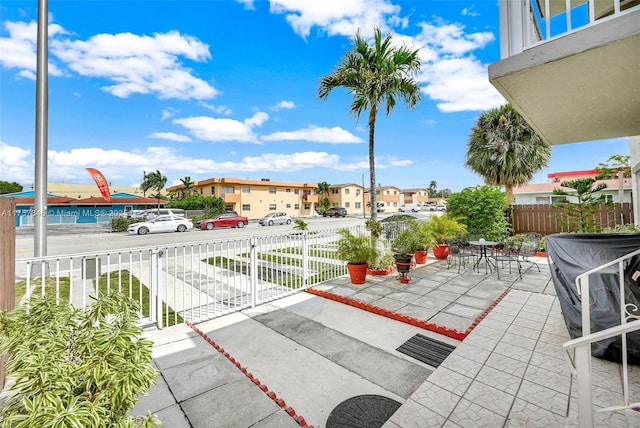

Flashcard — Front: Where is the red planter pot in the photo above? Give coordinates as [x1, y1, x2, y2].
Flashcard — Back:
[347, 263, 368, 284]
[432, 244, 449, 259]
[414, 250, 428, 264]
[366, 267, 396, 276]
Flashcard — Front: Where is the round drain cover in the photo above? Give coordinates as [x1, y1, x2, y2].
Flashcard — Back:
[326, 394, 402, 428]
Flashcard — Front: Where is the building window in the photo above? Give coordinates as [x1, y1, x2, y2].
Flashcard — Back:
[603, 194, 614, 203]
[294, 204, 299, 209]
[269, 204, 277, 210]
[269, 187, 276, 194]
[200, 188, 203, 195]
[286, 188, 291, 193]
[242, 204, 251, 211]
[345, 189, 350, 195]
[242, 186, 250, 193]
[294, 189, 300, 195]
[550, 196, 565, 204]
[356, 189, 361, 196]
[222, 186, 234, 194]
[331, 189, 339, 194]
[376, 190, 380, 195]
[355, 202, 361, 209]
[345, 202, 350, 208]
[209, 186, 214, 195]
[286, 203, 291, 208]
[304, 204, 310, 210]
[535, 197, 550, 204]
[393, 191, 397, 195]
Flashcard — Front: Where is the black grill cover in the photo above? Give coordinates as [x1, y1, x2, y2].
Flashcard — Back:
[546, 233, 640, 363]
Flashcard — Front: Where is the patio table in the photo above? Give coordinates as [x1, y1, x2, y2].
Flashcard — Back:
[469, 240, 499, 274]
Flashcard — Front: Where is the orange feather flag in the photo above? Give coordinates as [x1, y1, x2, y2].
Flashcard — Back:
[86, 168, 111, 201]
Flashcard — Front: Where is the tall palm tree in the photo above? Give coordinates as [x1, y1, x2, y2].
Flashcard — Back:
[466, 104, 551, 204]
[141, 170, 168, 210]
[318, 27, 421, 221]
[315, 181, 331, 213]
[179, 176, 195, 199]
[428, 180, 437, 198]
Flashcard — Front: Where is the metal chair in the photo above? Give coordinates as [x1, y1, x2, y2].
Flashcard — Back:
[447, 240, 477, 273]
[494, 233, 542, 279]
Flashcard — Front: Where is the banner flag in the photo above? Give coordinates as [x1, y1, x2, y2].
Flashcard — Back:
[86, 168, 111, 201]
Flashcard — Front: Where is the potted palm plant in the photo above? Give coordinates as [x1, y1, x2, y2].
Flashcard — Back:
[408, 220, 436, 264]
[335, 229, 378, 284]
[427, 215, 467, 259]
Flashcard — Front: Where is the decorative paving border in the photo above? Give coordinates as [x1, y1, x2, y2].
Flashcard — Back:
[306, 287, 511, 341]
[186, 321, 315, 428]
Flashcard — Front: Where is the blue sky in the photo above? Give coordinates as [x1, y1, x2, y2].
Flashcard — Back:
[0, 0, 629, 193]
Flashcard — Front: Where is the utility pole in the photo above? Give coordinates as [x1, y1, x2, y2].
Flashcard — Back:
[34, 0, 48, 259]
[362, 173, 366, 219]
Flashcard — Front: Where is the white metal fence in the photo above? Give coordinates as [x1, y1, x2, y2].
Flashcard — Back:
[15, 226, 378, 328]
[563, 247, 640, 427]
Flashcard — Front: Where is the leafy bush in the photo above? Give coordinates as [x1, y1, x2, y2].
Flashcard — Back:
[111, 217, 140, 232]
[602, 223, 640, 233]
[293, 219, 309, 230]
[446, 185, 511, 241]
[335, 229, 378, 264]
[368, 251, 395, 270]
[168, 195, 225, 212]
[0, 293, 160, 427]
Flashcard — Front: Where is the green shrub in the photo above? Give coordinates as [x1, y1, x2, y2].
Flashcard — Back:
[111, 217, 140, 232]
[0, 292, 160, 427]
[293, 219, 309, 230]
[447, 185, 512, 241]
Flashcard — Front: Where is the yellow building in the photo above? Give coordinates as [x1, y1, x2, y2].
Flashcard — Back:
[374, 186, 403, 212]
[167, 177, 370, 219]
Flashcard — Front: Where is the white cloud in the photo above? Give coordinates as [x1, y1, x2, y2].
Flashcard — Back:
[1, 18, 218, 100]
[236, 0, 255, 10]
[271, 100, 296, 110]
[268, 0, 401, 38]
[146, 132, 192, 142]
[461, 6, 480, 17]
[199, 102, 232, 115]
[161, 109, 175, 120]
[262, 125, 362, 143]
[173, 111, 269, 143]
[0, 141, 32, 183]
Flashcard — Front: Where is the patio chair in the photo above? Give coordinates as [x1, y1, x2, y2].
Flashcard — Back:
[494, 233, 542, 279]
[493, 239, 520, 279]
[447, 240, 477, 273]
[517, 233, 542, 276]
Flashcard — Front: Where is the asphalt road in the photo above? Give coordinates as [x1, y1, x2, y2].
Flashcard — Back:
[14, 215, 371, 259]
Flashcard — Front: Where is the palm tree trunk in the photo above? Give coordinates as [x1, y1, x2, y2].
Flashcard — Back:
[506, 185, 514, 205]
[369, 111, 377, 221]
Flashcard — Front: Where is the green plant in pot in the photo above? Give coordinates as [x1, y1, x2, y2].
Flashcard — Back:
[427, 215, 467, 259]
[391, 229, 419, 281]
[336, 228, 378, 284]
[367, 251, 395, 275]
[408, 220, 436, 264]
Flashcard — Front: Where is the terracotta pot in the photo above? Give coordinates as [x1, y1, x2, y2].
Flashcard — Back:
[346, 263, 368, 284]
[414, 250, 428, 264]
[366, 267, 396, 276]
[432, 244, 449, 259]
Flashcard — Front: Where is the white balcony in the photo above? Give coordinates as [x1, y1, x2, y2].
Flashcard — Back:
[489, 0, 640, 145]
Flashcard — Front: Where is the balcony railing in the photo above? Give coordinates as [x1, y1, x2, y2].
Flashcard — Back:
[563, 247, 640, 427]
[499, 0, 640, 56]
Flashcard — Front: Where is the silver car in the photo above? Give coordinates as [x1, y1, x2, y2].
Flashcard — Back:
[259, 212, 293, 226]
[127, 215, 193, 235]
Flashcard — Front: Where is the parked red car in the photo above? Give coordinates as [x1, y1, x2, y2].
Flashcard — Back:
[196, 213, 248, 230]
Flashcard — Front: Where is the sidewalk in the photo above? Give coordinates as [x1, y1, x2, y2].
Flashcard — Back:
[134, 257, 640, 427]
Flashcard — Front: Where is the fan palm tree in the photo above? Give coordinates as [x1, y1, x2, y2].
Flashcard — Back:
[318, 27, 421, 221]
[466, 104, 551, 204]
[141, 170, 168, 210]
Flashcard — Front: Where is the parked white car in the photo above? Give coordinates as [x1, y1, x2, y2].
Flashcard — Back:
[127, 215, 193, 235]
[259, 212, 293, 226]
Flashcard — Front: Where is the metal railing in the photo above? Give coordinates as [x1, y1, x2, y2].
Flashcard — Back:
[500, 0, 639, 56]
[563, 247, 640, 427]
[15, 226, 378, 328]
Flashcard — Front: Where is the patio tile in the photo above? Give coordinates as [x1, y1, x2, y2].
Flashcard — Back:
[425, 289, 464, 302]
[455, 295, 494, 309]
[475, 365, 523, 395]
[493, 341, 534, 364]
[439, 353, 483, 379]
[410, 381, 461, 418]
[441, 303, 486, 320]
[381, 290, 424, 304]
[505, 398, 567, 428]
[371, 296, 408, 311]
[439, 284, 475, 295]
[452, 342, 491, 365]
[350, 291, 382, 303]
[464, 379, 516, 417]
[428, 312, 475, 333]
[501, 331, 537, 350]
[460, 332, 500, 353]
[524, 364, 571, 395]
[485, 352, 528, 378]
[448, 398, 507, 427]
[427, 366, 473, 396]
[410, 295, 452, 311]
[395, 304, 440, 321]
[516, 379, 570, 416]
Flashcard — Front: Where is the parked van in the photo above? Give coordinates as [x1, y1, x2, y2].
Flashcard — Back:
[399, 203, 422, 213]
[144, 208, 186, 219]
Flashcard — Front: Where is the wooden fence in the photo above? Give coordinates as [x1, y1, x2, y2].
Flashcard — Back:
[510, 203, 634, 235]
[0, 198, 16, 388]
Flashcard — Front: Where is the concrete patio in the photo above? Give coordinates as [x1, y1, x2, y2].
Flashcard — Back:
[134, 255, 640, 427]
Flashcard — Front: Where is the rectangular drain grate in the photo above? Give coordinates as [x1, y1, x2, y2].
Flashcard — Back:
[396, 334, 456, 368]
